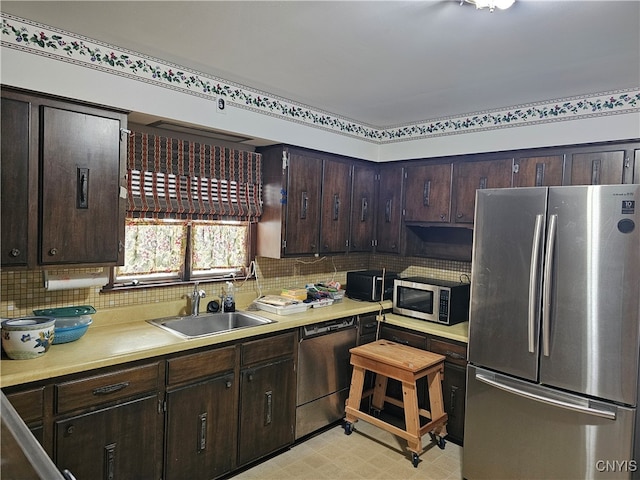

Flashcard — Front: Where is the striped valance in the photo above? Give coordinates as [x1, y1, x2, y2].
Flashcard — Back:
[127, 132, 262, 220]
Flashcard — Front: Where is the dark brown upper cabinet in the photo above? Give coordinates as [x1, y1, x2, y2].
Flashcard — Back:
[349, 163, 377, 253]
[403, 162, 453, 224]
[452, 157, 513, 224]
[376, 164, 404, 253]
[40, 105, 125, 265]
[513, 155, 564, 187]
[0, 88, 127, 268]
[1, 94, 34, 267]
[320, 158, 352, 254]
[569, 150, 628, 185]
[258, 145, 354, 257]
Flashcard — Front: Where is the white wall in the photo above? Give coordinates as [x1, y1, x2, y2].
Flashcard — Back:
[2, 47, 638, 162]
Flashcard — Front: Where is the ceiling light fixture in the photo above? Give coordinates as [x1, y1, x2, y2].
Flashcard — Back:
[462, 0, 515, 13]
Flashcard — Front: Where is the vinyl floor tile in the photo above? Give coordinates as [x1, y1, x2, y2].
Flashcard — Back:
[232, 421, 462, 480]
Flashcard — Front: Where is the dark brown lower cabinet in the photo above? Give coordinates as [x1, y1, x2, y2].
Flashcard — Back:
[55, 395, 159, 480]
[165, 373, 237, 480]
[441, 363, 466, 445]
[378, 324, 468, 445]
[238, 357, 295, 466]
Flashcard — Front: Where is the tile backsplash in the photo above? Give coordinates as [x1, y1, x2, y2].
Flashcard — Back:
[0, 255, 470, 318]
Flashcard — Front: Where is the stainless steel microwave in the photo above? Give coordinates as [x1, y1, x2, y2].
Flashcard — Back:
[392, 277, 470, 325]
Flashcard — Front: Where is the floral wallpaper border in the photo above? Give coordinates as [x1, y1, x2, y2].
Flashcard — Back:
[2, 13, 639, 144]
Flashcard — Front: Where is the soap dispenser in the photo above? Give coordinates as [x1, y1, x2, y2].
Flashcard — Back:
[224, 281, 236, 312]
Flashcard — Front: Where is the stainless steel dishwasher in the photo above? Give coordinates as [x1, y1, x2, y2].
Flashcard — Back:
[296, 317, 357, 439]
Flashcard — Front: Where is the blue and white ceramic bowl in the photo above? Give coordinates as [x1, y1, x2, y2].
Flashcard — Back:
[1, 316, 55, 360]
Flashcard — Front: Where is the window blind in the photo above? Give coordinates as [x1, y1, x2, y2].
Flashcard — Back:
[127, 132, 262, 220]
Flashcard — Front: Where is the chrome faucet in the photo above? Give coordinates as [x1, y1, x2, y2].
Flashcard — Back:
[191, 282, 206, 316]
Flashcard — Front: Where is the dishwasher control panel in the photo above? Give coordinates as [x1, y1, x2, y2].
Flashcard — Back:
[301, 317, 356, 338]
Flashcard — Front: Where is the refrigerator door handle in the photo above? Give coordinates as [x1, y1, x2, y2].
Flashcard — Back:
[476, 372, 617, 420]
[528, 214, 544, 353]
[542, 214, 558, 357]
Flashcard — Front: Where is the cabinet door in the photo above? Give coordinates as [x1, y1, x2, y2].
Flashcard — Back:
[165, 373, 237, 480]
[320, 159, 352, 253]
[284, 152, 322, 255]
[570, 150, 626, 185]
[404, 163, 452, 223]
[453, 158, 513, 224]
[376, 166, 404, 253]
[349, 164, 377, 252]
[428, 337, 468, 445]
[635, 149, 640, 184]
[55, 395, 160, 480]
[40, 106, 123, 264]
[378, 326, 428, 411]
[238, 358, 295, 466]
[1, 97, 32, 267]
[442, 363, 466, 445]
[513, 155, 564, 187]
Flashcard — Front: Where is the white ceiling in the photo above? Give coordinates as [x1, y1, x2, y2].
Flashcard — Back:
[2, 0, 639, 130]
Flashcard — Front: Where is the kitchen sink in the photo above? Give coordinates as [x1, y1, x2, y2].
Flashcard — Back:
[147, 311, 276, 339]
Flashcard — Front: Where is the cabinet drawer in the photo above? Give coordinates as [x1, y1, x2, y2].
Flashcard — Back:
[241, 332, 295, 367]
[5, 387, 44, 423]
[379, 326, 427, 350]
[429, 337, 467, 366]
[55, 363, 160, 414]
[167, 346, 237, 386]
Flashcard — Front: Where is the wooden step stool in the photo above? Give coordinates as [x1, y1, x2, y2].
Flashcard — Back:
[343, 339, 448, 467]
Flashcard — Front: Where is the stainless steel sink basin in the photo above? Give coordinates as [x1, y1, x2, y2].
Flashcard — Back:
[147, 311, 276, 338]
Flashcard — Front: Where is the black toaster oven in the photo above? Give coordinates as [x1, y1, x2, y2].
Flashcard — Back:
[345, 270, 398, 302]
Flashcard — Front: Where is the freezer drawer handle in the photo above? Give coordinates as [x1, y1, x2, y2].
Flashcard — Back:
[476, 373, 616, 420]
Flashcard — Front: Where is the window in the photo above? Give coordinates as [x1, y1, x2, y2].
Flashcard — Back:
[111, 130, 262, 287]
[115, 218, 252, 285]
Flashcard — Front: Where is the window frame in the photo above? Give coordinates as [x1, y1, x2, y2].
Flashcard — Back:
[105, 219, 256, 290]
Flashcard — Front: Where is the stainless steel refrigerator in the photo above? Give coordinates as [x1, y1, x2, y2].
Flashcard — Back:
[464, 185, 640, 480]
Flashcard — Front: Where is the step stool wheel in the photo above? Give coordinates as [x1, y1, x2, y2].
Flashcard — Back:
[411, 452, 419, 468]
[343, 421, 354, 435]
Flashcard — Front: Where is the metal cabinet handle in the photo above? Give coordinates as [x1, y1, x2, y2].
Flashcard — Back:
[49, 248, 59, 256]
[478, 176, 488, 189]
[104, 443, 116, 480]
[300, 191, 308, 219]
[360, 197, 368, 222]
[9, 248, 20, 257]
[333, 194, 340, 220]
[264, 391, 273, 426]
[77, 167, 89, 209]
[423, 180, 431, 206]
[456, 213, 463, 219]
[591, 159, 601, 185]
[92, 382, 130, 396]
[385, 199, 392, 223]
[445, 350, 465, 360]
[391, 335, 409, 345]
[226, 380, 232, 388]
[535, 163, 545, 186]
[198, 413, 207, 452]
[450, 385, 459, 417]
